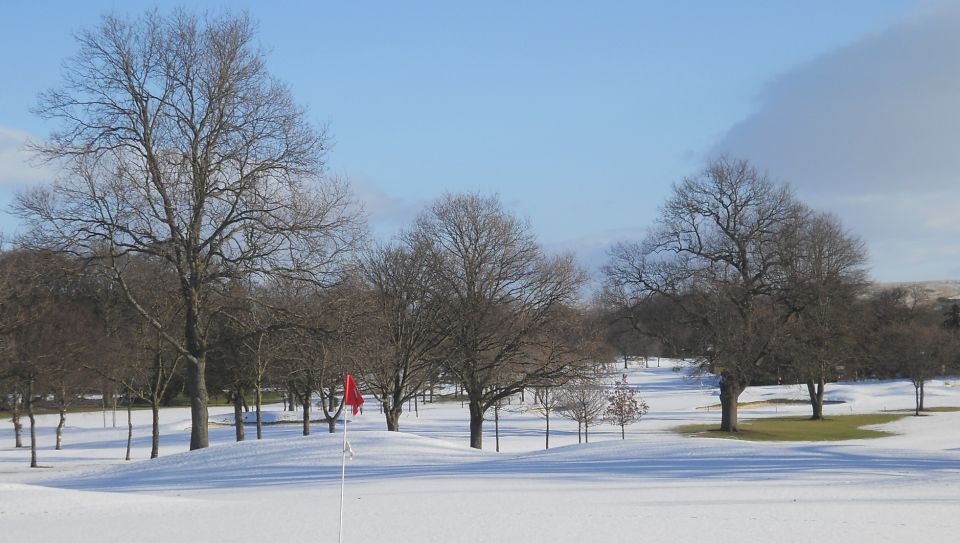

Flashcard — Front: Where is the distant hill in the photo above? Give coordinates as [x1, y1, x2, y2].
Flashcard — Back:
[869, 280, 960, 305]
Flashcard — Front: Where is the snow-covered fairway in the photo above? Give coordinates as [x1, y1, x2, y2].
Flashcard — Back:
[3, 361, 960, 542]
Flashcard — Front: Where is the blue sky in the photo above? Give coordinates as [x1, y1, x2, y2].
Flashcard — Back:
[3, 1, 955, 282]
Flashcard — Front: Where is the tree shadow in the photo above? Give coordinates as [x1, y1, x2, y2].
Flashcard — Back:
[42, 432, 960, 493]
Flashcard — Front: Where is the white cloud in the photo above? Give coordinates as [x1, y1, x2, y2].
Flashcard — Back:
[347, 172, 427, 239]
[0, 126, 51, 187]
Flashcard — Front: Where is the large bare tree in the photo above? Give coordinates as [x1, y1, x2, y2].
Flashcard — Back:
[412, 193, 588, 449]
[604, 158, 805, 432]
[776, 212, 868, 419]
[17, 11, 363, 449]
[357, 242, 447, 431]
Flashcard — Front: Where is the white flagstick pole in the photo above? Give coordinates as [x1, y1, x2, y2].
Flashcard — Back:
[338, 399, 349, 543]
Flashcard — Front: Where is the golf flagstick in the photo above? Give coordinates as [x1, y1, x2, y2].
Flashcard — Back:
[338, 374, 363, 543]
[338, 405, 349, 543]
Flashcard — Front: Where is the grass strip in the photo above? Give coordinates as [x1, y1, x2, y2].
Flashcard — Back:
[675, 413, 907, 441]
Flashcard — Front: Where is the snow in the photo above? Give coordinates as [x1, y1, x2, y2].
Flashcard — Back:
[3, 360, 960, 542]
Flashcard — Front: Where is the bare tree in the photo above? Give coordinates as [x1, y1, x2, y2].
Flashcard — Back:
[897, 321, 955, 415]
[605, 374, 648, 439]
[44, 304, 100, 451]
[596, 287, 667, 368]
[273, 282, 358, 436]
[231, 293, 285, 441]
[526, 305, 612, 448]
[864, 292, 957, 415]
[18, 10, 364, 449]
[777, 213, 868, 419]
[0, 382, 25, 448]
[558, 377, 608, 444]
[0, 248, 32, 448]
[101, 257, 185, 458]
[530, 386, 564, 449]
[604, 158, 805, 432]
[207, 318, 253, 442]
[0, 250, 78, 467]
[412, 193, 588, 449]
[357, 242, 446, 431]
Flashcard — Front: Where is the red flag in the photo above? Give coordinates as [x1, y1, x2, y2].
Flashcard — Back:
[344, 374, 364, 416]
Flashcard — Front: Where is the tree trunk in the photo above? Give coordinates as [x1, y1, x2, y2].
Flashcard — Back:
[915, 383, 921, 416]
[185, 356, 209, 450]
[494, 404, 500, 453]
[806, 379, 824, 420]
[302, 395, 311, 436]
[11, 391, 23, 448]
[233, 390, 245, 442]
[621, 424, 625, 440]
[468, 399, 484, 449]
[27, 381, 37, 468]
[385, 408, 401, 432]
[584, 420, 589, 443]
[321, 389, 344, 434]
[55, 405, 66, 450]
[719, 377, 743, 432]
[255, 386, 263, 440]
[151, 402, 160, 459]
[919, 381, 925, 411]
[125, 397, 133, 461]
[545, 410, 550, 450]
[12, 410, 23, 448]
[577, 421, 582, 443]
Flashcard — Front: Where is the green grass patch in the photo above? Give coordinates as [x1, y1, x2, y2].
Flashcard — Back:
[890, 406, 960, 414]
[675, 413, 906, 441]
[921, 406, 960, 413]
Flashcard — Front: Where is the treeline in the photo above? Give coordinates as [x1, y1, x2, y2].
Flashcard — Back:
[2, 10, 959, 467]
[600, 158, 960, 430]
[0, 193, 610, 464]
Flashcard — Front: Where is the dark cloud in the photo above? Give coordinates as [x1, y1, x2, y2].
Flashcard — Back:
[714, 2, 960, 281]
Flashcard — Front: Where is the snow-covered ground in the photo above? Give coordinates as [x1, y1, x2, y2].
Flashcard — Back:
[2, 360, 959, 542]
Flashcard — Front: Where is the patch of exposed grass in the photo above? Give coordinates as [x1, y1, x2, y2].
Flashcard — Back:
[890, 406, 960, 415]
[675, 413, 906, 441]
[922, 406, 960, 413]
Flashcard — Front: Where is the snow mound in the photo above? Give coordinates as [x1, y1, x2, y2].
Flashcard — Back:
[45, 431, 489, 492]
[41, 424, 960, 494]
